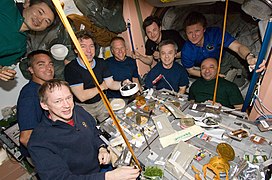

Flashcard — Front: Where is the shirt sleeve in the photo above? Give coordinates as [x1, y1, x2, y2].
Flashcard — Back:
[132, 59, 140, 78]
[227, 82, 244, 106]
[213, 27, 235, 48]
[100, 60, 112, 79]
[145, 40, 156, 56]
[178, 65, 189, 87]
[188, 83, 196, 101]
[17, 90, 42, 131]
[144, 70, 154, 89]
[85, 109, 104, 149]
[224, 31, 236, 47]
[171, 30, 185, 50]
[16, 86, 43, 131]
[29, 144, 106, 180]
[64, 64, 84, 86]
[181, 43, 195, 69]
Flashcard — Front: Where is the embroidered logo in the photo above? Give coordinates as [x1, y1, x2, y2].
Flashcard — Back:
[82, 122, 88, 128]
[206, 44, 215, 51]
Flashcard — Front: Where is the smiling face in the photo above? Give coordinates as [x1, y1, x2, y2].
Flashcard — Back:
[185, 22, 205, 46]
[111, 39, 126, 61]
[76, 38, 96, 64]
[201, 58, 218, 81]
[22, 2, 55, 32]
[28, 53, 54, 84]
[145, 22, 162, 44]
[41, 85, 74, 122]
[160, 44, 176, 69]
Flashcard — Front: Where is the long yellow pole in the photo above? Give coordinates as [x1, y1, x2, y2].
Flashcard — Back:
[51, 0, 142, 171]
[213, 0, 229, 105]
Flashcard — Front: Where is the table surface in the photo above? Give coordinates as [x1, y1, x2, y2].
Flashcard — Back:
[100, 89, 272, 179]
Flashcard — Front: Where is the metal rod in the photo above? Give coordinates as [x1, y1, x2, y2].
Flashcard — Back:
[212, 0, 229, 105]
[127, 20, 135, 52]
[140, 128, 152, 153]
[242, 19, 272, 112]
[51, 0, 142, 171]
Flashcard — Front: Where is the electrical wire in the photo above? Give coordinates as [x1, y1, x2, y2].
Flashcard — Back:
[253, 102, 269, 119]
[251, 69, 272, 119]
[254, 94, 272, 116]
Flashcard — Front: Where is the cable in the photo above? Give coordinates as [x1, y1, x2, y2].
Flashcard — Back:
[253, 93, 272, 120]
[254, 94, 272, 115]
[254, 102, 268, 119]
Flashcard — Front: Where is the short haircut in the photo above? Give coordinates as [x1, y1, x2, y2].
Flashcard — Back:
[29, 0, 57, 28]
[110, 36, 125, 49]
[158, 39, 178, 52]
[142, 15, 161, 34]
[201, 58, 218, 68]
[27, 49, 52, 67]
[74, 30, 97, 49]
[39, 79, 71, 103]
[183, 11, 207, 29]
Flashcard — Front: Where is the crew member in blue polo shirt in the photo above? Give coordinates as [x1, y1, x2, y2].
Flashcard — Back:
[17, 50, 54, 159]
[181, 11, 265, 77]
[106, 37, 141, 98]
[145, 40, 189, 94]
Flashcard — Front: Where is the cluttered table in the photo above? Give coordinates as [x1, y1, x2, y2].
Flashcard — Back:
[100, 89, 272, 179]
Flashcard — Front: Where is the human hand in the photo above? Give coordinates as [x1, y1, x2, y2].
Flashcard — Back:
[0, 66, 17, 81]
[100, 81, 108, 91]
[98, 147, 111, 165]
[23, 0, 30, 8]
[105, 166, 140, 180]
[131, 51, 136, 59]
[122, 79, 132, 86]
[64, 59, 71, 65]
[152, 51, 160, 60]
[131, 51, 140, 60]
[255, 59, 266, 73]
[206, 100, 222, 108]
[247, 55, 266, 73]
[246, 53, 257, 67]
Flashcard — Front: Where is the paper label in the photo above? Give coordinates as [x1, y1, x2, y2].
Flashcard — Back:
[157, 121, 163, 129]
[192, 104, 197, 109]
[260, 120, 269, 128]
[160, 125, 204, 148]
[253, 136, 261, 142]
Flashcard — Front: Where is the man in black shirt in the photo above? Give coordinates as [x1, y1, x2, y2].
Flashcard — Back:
[133, 16, 185, 67]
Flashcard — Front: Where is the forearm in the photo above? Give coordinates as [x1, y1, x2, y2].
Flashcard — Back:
[135, 54, 153, 66]
[106, 81, 121, 90]
[187, 68, 201, 77]
[176, 51, 181, 58]
[29, 148, 106, 180]
[237, 45, 251, 61]
[229, 40, 253, 63]
[72, 86, 104, 102]
[0, 66, 17, 81]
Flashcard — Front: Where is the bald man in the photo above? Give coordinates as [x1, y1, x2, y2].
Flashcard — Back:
[189, 58, 244, 110]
